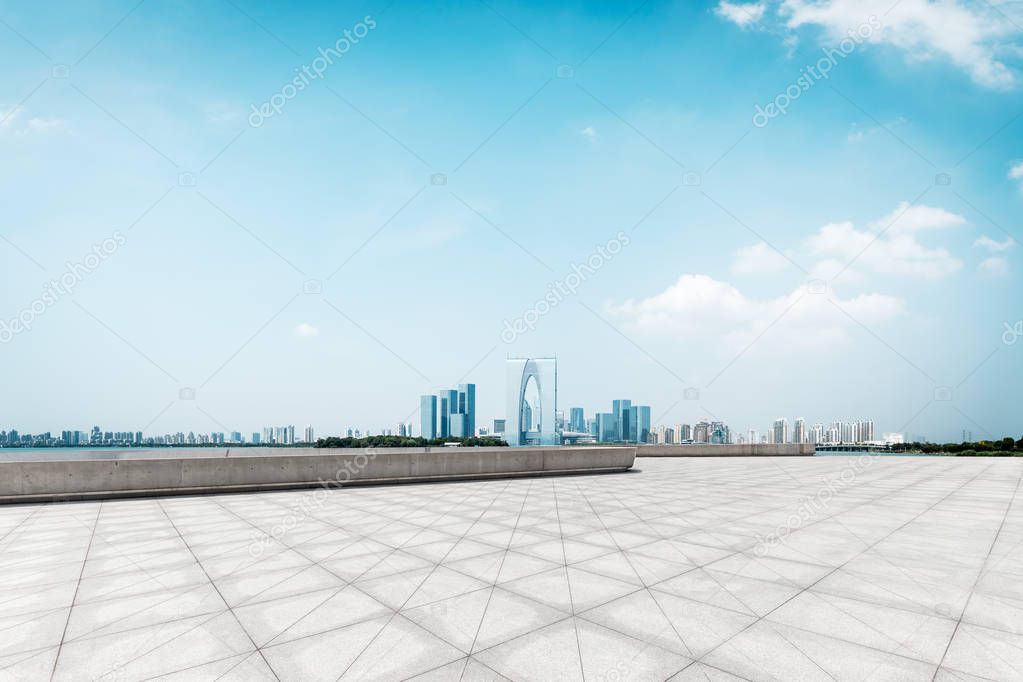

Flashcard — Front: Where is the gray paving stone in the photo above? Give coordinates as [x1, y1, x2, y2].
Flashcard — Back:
[3, 456, 1021, 680]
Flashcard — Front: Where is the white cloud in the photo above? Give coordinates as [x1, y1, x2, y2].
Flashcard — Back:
[979, 256, 1009, 276]
[719, 1, 1022, 88]
[731, 242, 790, 274]
[26, 117, 64, 133]
[868, 202, 966, 234]
[729, 203, 966, 283]
[1010, 161, 1023, 192]
[715, 2, 767, 28]
[608, 273, 903, 349]
[295, 323, 319, 337]
[0, 109, 66, 135]
[804, 218, 962, 280]
[847, 116, 906, 143]
[204, 102, 239, 124]
[974, 235, 1016, 252]
[580, 126, 598, 139]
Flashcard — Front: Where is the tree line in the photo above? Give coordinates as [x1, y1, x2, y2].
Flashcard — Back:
[890, 436, 1023, 456]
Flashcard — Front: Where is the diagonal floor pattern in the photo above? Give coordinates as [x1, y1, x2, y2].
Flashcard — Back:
[0, 456, 1021, 681]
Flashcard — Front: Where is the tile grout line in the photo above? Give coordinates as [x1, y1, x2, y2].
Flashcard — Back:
[931, 472, 1023, 681]
[49, 503, 102, 681]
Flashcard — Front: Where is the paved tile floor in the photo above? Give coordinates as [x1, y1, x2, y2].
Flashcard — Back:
[1, 456, 1022, 681]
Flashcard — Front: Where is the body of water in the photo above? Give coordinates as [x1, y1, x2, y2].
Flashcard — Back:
[0, 447, 311, 462]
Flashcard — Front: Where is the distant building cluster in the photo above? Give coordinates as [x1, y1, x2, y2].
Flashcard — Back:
[559, 400, 653, 444]
[0, 428, 145, 448]
[419, 384, 476, 439]
[0, 424, 319, 448]
[744, 417, 877, 445]
[650, 420, 732, 445]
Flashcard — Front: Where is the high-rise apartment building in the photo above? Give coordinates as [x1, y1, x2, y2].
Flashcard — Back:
[793, 418, 806, 444]
[811, 423, 824, 444]
[694, 420, 711, 443]
[773, 418, 789, 445]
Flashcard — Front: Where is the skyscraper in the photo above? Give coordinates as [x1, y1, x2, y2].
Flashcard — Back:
[636, 406, 651, 444]
[420, 395, 438, 439]
[569, 407, 585, 433]
[694, 420, 710, 443]
[457, 383, 476, 437]
[438, 395, 450, 438]
[773, 418, 788, 445]
[597, 413, 616, 442]
[793, 418, 806, 444]
[506, 357, 557, 446]
[449, 413, 468, 438]
[612, 400, 631, 442]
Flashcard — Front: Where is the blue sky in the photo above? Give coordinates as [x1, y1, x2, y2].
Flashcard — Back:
[1, 0, 1021, 441]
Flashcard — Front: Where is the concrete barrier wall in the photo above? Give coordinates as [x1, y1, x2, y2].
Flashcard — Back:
[0, 446, 637, 504]
[638, 443, 815, 457]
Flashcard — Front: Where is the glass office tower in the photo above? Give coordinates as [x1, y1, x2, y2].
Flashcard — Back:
[597, 413, 616, 443]
[457, 383, 476, 436]
[637, 405, 651, 444]
[612, 399, 632, 442]
[420, 395, 437, 439]
[438, 396, 450, 438]
[569, 407, 585, 432]
[449, 413, 468, 438]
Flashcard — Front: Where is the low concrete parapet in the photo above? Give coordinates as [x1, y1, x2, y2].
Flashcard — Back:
[638, 443, 815, 457]
[0, 446, 637, 504]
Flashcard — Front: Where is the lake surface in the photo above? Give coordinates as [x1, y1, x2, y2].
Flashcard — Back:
[0, 447, 312, 461]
